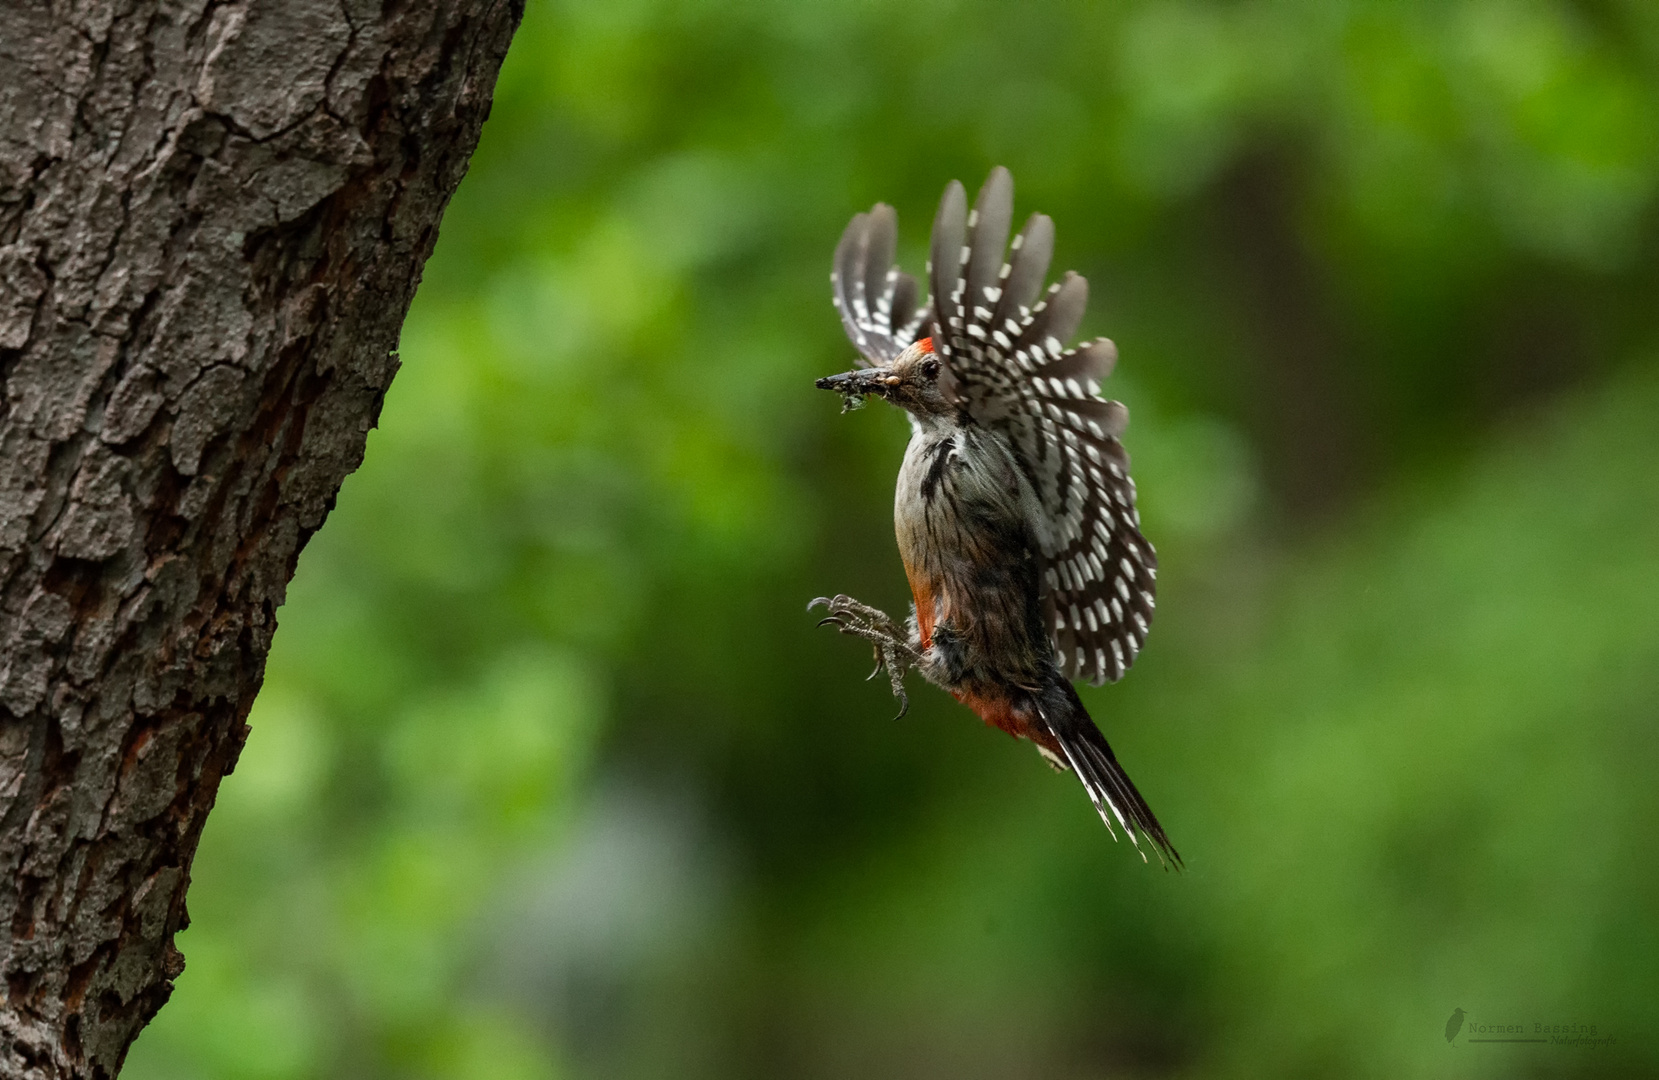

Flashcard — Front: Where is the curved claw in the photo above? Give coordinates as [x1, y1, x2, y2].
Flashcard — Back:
[811, 593, 917, 719]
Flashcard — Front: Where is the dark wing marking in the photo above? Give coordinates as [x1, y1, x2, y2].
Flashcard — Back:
[831, 203, 929, 366]
[928, 167, 1157, 685]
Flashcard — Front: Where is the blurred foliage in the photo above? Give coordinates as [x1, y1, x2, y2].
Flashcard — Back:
[125, 0, 1659, 1077]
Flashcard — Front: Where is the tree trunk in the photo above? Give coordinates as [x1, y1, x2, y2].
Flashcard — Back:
[0, 1, 521, 1074]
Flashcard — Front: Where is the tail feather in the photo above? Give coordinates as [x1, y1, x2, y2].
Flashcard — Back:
[1041, 682, 1181, 868]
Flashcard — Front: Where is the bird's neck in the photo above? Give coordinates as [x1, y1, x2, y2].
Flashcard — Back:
[905, 409, 964, 440]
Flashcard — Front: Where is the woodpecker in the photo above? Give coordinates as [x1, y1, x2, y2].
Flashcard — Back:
[810, 167, 1179, 865]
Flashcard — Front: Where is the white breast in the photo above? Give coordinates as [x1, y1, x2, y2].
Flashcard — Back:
[893, 425, 1034, 566]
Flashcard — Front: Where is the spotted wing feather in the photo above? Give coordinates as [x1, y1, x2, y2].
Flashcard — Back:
[929, 168, 1157, 686]
[832, 203, 930, 366]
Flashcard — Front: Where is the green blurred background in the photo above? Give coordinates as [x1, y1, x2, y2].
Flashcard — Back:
[126, 0, 1659, 1076]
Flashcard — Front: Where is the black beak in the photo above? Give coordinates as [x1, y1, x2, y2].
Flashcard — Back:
[816, 369, 868, 394]
[815, 368, 894, 396]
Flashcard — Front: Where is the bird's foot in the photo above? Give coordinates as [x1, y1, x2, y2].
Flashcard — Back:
[808, 594, 921, 718]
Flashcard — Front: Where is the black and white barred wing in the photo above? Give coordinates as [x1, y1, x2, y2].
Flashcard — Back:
[831, 203, 930, 366]
[928, 167, 1157, 686]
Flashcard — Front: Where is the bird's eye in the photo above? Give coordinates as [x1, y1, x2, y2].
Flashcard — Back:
[921, 358, 940, 380]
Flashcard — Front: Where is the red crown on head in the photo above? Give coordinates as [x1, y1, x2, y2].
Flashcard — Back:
[916, 337, 934, 354]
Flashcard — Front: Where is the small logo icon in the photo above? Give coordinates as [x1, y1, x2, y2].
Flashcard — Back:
[1446, 1008, 1466, 1044]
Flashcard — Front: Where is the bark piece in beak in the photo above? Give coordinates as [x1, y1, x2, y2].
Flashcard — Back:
[816, 368, 890, 413]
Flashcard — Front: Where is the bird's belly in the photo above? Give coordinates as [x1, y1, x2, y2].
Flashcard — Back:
[893, 437, 950, 648]
[893, 430, 1046, 679]
[893, 434, 975, 635]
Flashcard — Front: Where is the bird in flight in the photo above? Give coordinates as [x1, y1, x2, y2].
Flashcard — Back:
[811, 167, 1178, 865]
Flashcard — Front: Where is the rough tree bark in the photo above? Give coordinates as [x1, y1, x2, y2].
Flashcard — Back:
[0, 1, 521, 1074]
